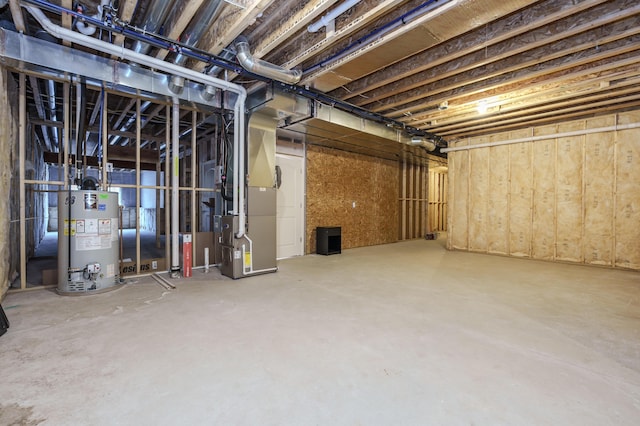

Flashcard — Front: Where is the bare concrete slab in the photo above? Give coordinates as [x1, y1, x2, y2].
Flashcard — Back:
[1, 240, 639, 425]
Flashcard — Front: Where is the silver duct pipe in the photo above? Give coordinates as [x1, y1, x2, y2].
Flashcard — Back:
[24, 4, 249, 242]
[203, 48, 236, 101]
[173, 0, 224, 66]
[205, 48, 236, 78]
[234, 37, 302, 85]
[46, 80, 59, 148]
[169, 0, 224, 93]
[131, 0, 175, 54]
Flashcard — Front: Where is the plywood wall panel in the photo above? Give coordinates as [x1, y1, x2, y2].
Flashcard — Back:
[555, 121, 584, 263]
[306, 145, 398, 253]
[583, 116, 615, 266]
[509, 141, 533, 257]
[468, 145, 489, 251]
[487, 143, 509, 254]
[450, 149, 469, 250]
[615, 128, 640, 269]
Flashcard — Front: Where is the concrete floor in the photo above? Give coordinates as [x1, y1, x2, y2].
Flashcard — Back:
[1, 239, 639, 425]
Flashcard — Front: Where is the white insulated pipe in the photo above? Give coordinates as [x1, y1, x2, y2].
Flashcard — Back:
[308, 0, 361, 33]
[25, 3, 249, 239]
[75, 0, 109, 36]
[171, 97, 180, 275]
[441, 122, 640, 153]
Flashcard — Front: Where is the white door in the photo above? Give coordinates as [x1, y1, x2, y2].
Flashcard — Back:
[276, 153, 304, 259]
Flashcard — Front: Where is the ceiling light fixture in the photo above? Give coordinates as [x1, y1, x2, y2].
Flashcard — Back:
[477, 100, 488, 114]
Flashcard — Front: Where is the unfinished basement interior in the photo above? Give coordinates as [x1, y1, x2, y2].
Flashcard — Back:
[0, 0, 639, 424]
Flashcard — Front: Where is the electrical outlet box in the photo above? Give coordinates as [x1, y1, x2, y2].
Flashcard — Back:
[106, 162, 114, 172]
[214, 165, 224, 185]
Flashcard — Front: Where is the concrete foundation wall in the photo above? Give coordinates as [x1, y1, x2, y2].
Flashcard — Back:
[447, 111, 640, 270]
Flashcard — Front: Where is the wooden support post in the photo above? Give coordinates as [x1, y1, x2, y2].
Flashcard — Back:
[165, 105, 171, 263]
[19, 73, 26, 290]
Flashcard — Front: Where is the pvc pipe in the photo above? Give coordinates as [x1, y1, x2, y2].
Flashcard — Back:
[75, 16, 98, 36]
[171, 97, 180, 276]
[308, 0, 361, 33]
[75, 0, 108, 36]
[441, 122, 640, 153]
[204, 247, 209, 273]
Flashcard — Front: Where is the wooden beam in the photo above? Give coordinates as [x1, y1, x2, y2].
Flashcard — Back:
[337, 0, 609, 102]
[61, 0, 72, 47]
[9, 0, 26, 32]
[354, 2, 640, 110]
[43, 151, 161, 171]
[374, 34, 640, 115]
[430, 74, 640, 135]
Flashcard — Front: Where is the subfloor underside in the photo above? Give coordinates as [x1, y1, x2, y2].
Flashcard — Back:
[1, 239, 639, 425]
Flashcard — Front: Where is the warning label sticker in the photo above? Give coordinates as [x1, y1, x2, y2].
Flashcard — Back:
[98, 219, 111, 235]
[63, 219, 76, 236]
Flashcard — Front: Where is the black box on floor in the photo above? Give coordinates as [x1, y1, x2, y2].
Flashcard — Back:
[317, 226, 341, 255]
[0, 304, 9, 338]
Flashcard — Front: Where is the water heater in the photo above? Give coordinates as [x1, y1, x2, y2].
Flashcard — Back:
[57, 190, 121, 295]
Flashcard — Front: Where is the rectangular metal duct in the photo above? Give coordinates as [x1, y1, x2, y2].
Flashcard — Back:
[0, 29, 224, 107]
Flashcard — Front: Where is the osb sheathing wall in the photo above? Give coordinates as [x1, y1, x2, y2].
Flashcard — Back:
[0, 69, 19, 298]
[306, 145, 398, 253]
[448, 111, 640, 270]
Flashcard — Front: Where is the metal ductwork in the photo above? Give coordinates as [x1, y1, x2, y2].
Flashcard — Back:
[173, 0, 224, 66]
[131, 0, 175, 54]
[409, 137, 436, 152]
[234, 36, 302, 85]
[169, 0, 224, 93]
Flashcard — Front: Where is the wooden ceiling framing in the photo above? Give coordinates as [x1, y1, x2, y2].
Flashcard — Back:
[10, 0, 640, 148]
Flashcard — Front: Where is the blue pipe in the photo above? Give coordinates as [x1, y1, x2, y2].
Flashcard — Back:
[303, 0, 447, 74]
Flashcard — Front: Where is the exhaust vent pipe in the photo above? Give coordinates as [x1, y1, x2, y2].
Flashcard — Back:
[234, 36, 302, 85]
